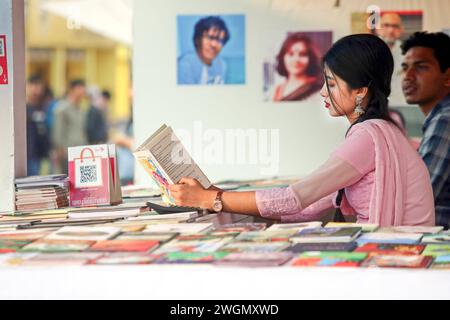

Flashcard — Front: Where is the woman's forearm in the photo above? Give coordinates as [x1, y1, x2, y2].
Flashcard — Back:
[219, 191, 261, 217]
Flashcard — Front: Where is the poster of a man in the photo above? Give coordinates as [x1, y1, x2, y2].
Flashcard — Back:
[177, 15, 245, 85]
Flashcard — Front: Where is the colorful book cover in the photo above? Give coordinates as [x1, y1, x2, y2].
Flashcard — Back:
[90, 240, 160, 252]
[234, 230, 297, 243]
[421, 234, 450, 244]
[355, 243, 425, 256]
[116, 232, 179, 243]
[136, 157, 175, 205]
[0, 240, 31, 253]
[156, 252, 229, 264]
[422, 244, 450, 257]
[291, 227, 362, 243]
[154, 236, 232, 254]
[215, 252, 294, 267]
[144, 223, 213, 234]
[362, 255, 433, 269]
[89, 253, 163, 265]
[288, 242, 358, 253]
[219, 241, 290, 253]
[210, 223, 267, 233]
[357, 232, 423, 245]
[430, 255, 450, 270]
[20, 239, 95, 253]
[325, 222, 379, 233]
[0, 231, 52, 241]
[292, 252, 368, 267]
[378, 226, 444, 234]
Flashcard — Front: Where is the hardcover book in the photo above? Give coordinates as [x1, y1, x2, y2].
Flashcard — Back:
[144, 223, 213, 234]
[377, 226, 444, 234]
[89, 253, 162, 265]
[214, 252, 294, 267]
[291, 252, 368, 267]
[291, 227, 362, 243]
[422, 244, 450, 257]
[421, 234, 450, 244]
[153, 234, 233, 254]
[20, 239, 95, 253]
[288, 242, 358, 253]
[116, 232, 179, 243]
[357, 232, 423, 245]
[0, 239, 31, 253]
[219, 241, 290, 253]
[355, 243, 425, 256]
[156, 252, 229, 264]
[325, 222, 379, 233]
[362, 255, 433, 269]
[90, 240, 160, 253]
[430, 255, 450, 269]
[235, 230, 297, 243]
[45, 226, 121, 241]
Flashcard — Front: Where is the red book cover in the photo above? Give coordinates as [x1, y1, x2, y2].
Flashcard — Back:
[90, 240, 160, 253]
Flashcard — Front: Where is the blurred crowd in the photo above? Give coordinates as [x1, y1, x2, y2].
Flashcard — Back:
[26, 76, 135, 185]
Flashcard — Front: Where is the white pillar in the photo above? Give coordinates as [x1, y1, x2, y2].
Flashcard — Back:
[0, 0, 26, 213]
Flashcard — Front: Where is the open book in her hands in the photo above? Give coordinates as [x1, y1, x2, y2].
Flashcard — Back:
[133, 125, 212, 205]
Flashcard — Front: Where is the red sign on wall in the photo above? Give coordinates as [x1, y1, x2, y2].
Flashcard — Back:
[0, 35, 9, 85]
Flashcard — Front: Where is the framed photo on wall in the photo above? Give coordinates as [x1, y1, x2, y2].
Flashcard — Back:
[177, 14, 246, 85]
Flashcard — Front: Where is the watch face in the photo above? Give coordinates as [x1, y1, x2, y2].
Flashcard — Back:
[213, 201, 223, 212]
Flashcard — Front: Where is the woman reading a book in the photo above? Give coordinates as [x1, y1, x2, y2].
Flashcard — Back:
[170, 34, 436, 227]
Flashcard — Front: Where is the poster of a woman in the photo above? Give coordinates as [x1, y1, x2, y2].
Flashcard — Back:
[263, 31, 332, 103]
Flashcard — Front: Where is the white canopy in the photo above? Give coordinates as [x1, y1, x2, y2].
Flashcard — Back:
[40, 0, 133, 46]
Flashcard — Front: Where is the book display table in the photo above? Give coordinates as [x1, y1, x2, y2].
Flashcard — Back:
[1, 211, 449, 300]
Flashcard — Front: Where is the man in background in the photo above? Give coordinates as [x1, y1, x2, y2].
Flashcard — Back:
[376, 12, 407, 106]
[52, 79, 88, 174]
[178, 16, 230, 85]
[401, 31, 450, 229]
[86, 89, 110, 145]
[26, 76, 50, 176]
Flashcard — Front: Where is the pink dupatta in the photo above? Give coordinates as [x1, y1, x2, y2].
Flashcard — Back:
[339, 119, 407, 227]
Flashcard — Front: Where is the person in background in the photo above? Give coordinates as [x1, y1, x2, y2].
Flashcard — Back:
[375, 12, 407, 106]
[178, 16, 230, 85]
[52, 79, 88, 175]
[26, 76, 50, 176]
[86, 89, 110, 145]
[169, 34, 435, 228]
[44, 86, 58, 135]
[401, 31, 450, 229]
[113, 88, 135, 186]
[273, 33, 323, 102]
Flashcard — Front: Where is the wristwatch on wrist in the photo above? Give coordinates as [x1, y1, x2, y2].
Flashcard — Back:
[212, 191, 224, 213]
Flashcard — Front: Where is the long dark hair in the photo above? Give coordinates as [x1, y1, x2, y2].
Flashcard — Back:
[322, 34, 399, 135]
[323, 34, 400, 213]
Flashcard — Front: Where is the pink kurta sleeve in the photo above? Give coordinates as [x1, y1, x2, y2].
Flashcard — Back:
[256, 157, 366, 222]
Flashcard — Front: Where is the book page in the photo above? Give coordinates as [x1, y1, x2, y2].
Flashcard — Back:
[146, 126, 211, 189]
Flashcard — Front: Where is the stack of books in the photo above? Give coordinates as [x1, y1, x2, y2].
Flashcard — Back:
[15, 175, 69, 212]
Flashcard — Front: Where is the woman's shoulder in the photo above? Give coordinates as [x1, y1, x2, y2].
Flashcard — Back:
[350, 119, 395, 134]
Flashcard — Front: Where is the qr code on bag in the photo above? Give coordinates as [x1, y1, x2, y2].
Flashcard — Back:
[80, 165, 98, 183]
[75, 162, 103, 188]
